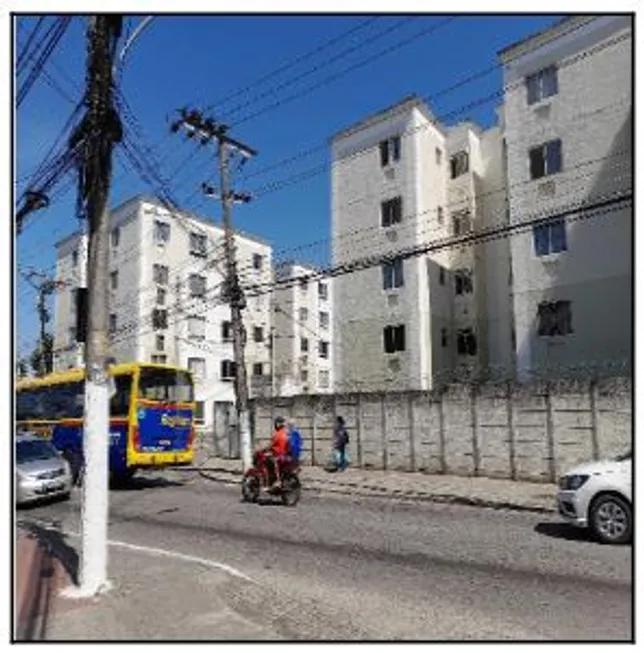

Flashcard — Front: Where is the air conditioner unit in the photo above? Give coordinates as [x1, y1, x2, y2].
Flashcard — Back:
[387, 294, 399, 307]
[388, 358, 401, 373]
[386, 230, 398, 242]
[538, 180, 556, 197]
[384, 168, 396, 180]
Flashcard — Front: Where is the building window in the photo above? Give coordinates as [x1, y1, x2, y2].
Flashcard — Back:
[319, 311, 329, 329]
[194, 401, 205, 424]
[439, 267, 446, 285]
[537, 300, 573, 336]
[435, 147, 442, 165]
[381, 196, 403, 228]
[252, 362, 264, 377]
[156, 287, 166, 305]
[111, 227, 120, 247]
[110, 271, 118, 290]
[151, 354, 167, 364]
[383, 324, 405, 354]
[533, 219, 567, 256]
[437, 206, 444, 224]
[188, 315, 206, 339]
[318, 282, 328, 301]
[379, 135, 401, 167]
[190, 232, 207, 257]
[152, 308, 168, 330]
[454, 269, 473, 295]
[189, 274, 206, 297]
[71, 249, 78, 267]
[319, 340, 330, 359]
[450, 151, 469, 179]
[300, 369, 309, 383]
[301, 337, 309, 353]
[529, 139, 562, 180]
[318, 369, 330, 388]
[457, 328, 477, 356]
[254, 326, 264, 343]
[452, 210, 471, 236]
[441, 328, 448, 348]
[221, 360, 237, 380]
[153, 264, 169, 285]
[109, 313, 117, 334]
[526, 66, 558, 105]
[298, 307, 308, 322]
[188, 357, 206, 379]
[154, 220, 171, 246]
[252, 253, 263, 271]
[156, 334, 165, 351]
[221, 321, 232, 342]
[382, 258, 404, 290]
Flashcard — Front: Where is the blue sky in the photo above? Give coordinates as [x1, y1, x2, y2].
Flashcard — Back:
[15, 13, 563, 358]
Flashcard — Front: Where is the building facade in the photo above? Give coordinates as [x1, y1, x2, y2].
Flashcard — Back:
[500, 15, 633, 380]
[272, 262, 334, 396]
[53, 195, 273, 430]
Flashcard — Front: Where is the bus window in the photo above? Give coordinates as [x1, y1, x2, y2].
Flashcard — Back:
[110, 374, 133, 417]
[50, 382, 84, 419]
[138, 367, 193, 403]
[16, 388, 48, 421]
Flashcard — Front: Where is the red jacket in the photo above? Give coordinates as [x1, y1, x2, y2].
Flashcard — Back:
[271, 427, 289, 457]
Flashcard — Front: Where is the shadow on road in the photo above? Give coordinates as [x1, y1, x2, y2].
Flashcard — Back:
[534, 521, 596, 543]
[111, 476, 185, 492]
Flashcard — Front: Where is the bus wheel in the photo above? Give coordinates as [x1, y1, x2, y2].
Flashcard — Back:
[110, 469, 135, 488]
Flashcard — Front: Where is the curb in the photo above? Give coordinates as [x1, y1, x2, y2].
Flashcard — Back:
[193, 468, 556, 515]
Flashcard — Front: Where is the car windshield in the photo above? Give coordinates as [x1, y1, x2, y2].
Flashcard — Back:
[16, 439, 59, 464]
[615, 451, 631, 462]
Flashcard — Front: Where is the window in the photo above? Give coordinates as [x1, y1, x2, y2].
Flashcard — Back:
[69, 326, 76, 343]
[153, 264, 169, 285]
[441, 328, 448, 348]
[452, 210, 471, 236]
[450, 151, 469, 179]
[379, 135, 401, 167]
[111, 227, 120, 247]
[529, 139, 562, 180]
[301, 337, 309, 353]
[156, 287, 166, 305]
[435, 147, 443, 165]
[154, 220, 171, 246]
[437, 206, 444, 224]
[454, 269, 473, 295]
[319, 340, 330, 359]
[188, 357, 206, 378]
[537, 301, 573, 336]
[221, 321, 232, 342]
[533, 219, 567, 256]
[252, 253, 263, 271]
[156, 334, 165, 351]
[253, 362, 264, 376]
[318, 369, 330, 388]
[382, 258, 404, 290]
[189, 274, 206, 298]
[194, 401, 205, 424]
[152, 308, 168, 330]
[151, 354, 167, 364]
[110, 374, 133, 417]
[188, 315, 206, 339]
[254, 326, 264, 343]
[526, 66, 558, 105]
[381, 196, 403, 228]
[71, 249, 78, 267]
[439, 267, 446, 286]
[299, 278, 308, 292]
[318, 282, 328, 301]
[299, 307, 309, 322]
[221, 360, 237, 380]
[457, 328, 477, 356]
[383, 324, 405, 353]
[110, 271, 118, 290]
[190, 232, 207, 257]
[319, 311, 329, 329]
[300, 369, 309, 383]
[109, 313, 117, 334]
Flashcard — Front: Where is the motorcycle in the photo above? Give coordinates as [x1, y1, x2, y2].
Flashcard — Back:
[241, 449, 302, 506]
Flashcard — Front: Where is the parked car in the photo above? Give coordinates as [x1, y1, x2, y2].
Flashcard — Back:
[15, 434, 72, 507]
[557, 451, 632, 544]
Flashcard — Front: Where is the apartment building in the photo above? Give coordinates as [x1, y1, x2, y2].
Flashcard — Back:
[53, 194, 273, 430]
[330, 96, 512, 392]
[272, 262, 334, 396]
[499, 15, 633, 380]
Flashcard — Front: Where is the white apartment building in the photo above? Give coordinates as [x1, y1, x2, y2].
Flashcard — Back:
[53, 194, 273, 430]
[500, 15, 633, 380]
[272, 262, 334, 396]
[330, 96, 513, 392]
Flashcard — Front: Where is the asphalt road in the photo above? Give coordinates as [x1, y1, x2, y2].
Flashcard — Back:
[19, 473, 633, 641]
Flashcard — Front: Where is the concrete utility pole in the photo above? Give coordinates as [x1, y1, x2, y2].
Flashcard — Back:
[172, 109, 257, 471]
[64, 15, 122, 599]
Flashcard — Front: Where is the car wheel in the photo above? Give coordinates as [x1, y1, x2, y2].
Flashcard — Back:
[590, 493, 632, 545]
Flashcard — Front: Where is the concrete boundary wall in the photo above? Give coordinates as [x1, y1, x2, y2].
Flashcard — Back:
[249, 377, 632, 483]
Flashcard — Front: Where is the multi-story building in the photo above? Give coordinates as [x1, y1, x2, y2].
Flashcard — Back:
[330, 96, 512, 392]
[499, 15, 633, 380]
[53, 194, 273, 430]
[272, 262, 334, 395]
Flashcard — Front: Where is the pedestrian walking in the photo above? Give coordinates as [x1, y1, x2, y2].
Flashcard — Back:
[333, 416, 349, 471]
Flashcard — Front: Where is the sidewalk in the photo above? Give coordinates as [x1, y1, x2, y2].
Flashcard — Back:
[190, 455, 558, 514]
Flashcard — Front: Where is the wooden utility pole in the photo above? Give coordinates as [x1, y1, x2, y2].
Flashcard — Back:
[172, 109, 256, 471]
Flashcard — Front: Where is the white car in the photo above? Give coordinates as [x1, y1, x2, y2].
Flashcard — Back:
[557, 451, 632, 544]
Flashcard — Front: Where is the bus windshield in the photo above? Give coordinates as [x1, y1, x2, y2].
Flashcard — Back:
[138, 367, 193, 403]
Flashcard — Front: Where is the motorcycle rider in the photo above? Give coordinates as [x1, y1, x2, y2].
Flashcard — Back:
[266, 416, 289, 488]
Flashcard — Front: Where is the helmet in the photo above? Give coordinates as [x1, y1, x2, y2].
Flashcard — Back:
[274, 416, 286, 430]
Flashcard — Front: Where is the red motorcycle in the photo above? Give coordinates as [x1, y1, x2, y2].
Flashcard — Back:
[241, 449, 302, 506]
